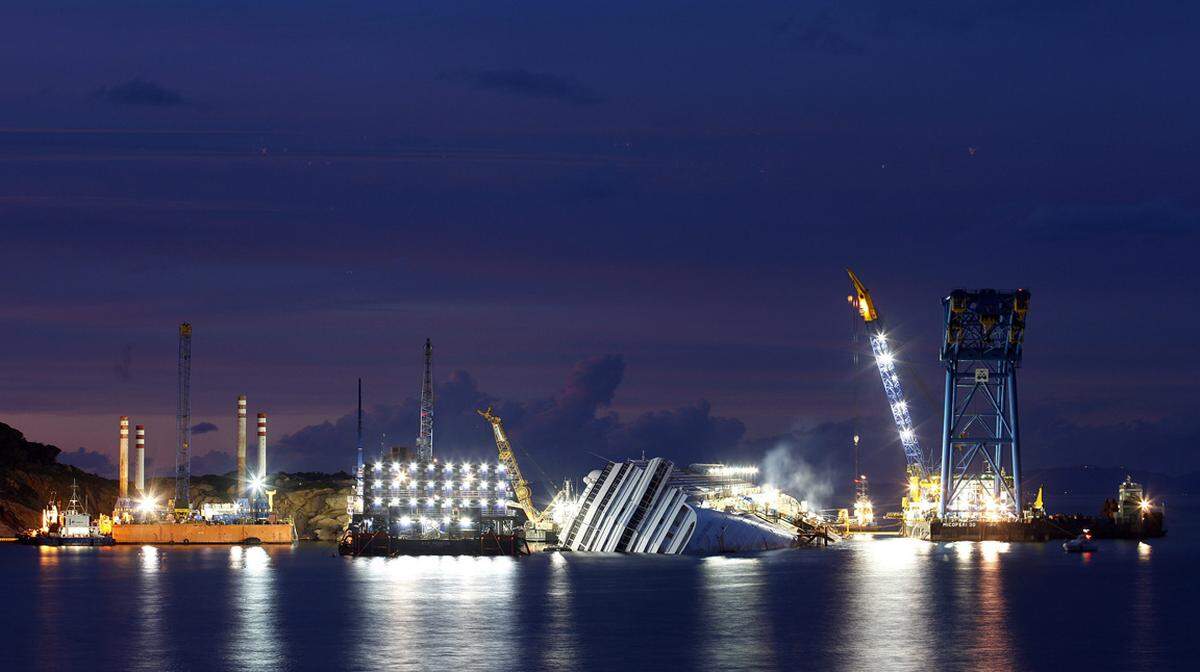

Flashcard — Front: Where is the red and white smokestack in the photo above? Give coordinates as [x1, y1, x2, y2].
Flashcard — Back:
[257, 412, 267, 480]
[118, 416, 130, 499]
[236, 396, 248, 495]
[135, 425, 145, 494]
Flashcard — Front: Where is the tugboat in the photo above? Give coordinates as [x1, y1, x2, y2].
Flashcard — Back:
[1063, 529, 1097, 553]
[19, 481, 114, 547]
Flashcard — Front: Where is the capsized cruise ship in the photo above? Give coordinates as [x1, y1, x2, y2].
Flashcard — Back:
[560, 458, 831, 555]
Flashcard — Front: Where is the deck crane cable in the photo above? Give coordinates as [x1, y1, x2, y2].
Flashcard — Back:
[509, 430, 560, 501]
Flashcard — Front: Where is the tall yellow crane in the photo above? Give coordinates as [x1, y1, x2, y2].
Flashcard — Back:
[478, 406, 541, 526]
[478, 406, 578, 533]
[477, 403, 580, 535]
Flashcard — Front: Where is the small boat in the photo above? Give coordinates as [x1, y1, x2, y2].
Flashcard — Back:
[1063, 530, 1097, 553]
[19, 481, 114, 547]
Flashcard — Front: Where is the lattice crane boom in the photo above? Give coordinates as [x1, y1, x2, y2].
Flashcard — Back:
[416, 339, 434, 461]
[847, 270, 930, 478]
[477, 406, 540, 525]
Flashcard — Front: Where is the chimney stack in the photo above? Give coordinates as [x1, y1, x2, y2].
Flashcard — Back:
[236, 396, 247, 495]
[257, 413, 267, 480]
[135, 425, 145, 495]
[118, 416, 130, 499]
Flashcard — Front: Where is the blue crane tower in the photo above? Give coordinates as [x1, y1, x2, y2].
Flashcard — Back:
[175, 322, 193, 512]
[938, 288, 1031, 519]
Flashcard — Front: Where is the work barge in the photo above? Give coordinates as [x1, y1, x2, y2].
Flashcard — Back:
[105, 324, 294, 545]
[341, 342, 529, 557]
[339, 342, 827, 557]
[846, 273, 1168, 543]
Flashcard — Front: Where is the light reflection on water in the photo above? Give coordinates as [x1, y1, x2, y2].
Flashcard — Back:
[130, 546, 166, 672]
[700, 556, 775, 671]
[843, 536, 936, 672]
[351, 554, 519, 669]
[1132, 541, 1155, 658]
[541, 551, 580, 668]
[3, 528, 1194, 671]
[227, 546, 282, 671]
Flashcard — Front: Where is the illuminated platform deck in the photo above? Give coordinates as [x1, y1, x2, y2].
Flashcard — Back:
[112, 522, 295, 544]
[338, 528, 527, 557]
[905, 519, 1066, 542]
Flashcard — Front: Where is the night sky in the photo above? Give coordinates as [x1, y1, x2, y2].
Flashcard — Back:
[2, 2, 1197, 493]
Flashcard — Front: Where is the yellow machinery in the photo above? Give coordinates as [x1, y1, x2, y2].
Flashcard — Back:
[477, 406, 574, 532]
[847, 269, 941, 526]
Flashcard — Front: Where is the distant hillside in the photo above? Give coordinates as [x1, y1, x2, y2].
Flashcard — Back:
[831, 465, 1195, 515]
[1025, 465, 1197, 502]
[0, 422, 117, 536]
[0, 421, 354, 539]
[5, 418, 1193, 537]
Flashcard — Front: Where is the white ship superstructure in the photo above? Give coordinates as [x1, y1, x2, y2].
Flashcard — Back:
[558, 459, 833, 555]
[561, 458, 697, 553]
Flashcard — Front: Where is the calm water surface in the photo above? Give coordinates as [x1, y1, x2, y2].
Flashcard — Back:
[3, 511, 1196, 671]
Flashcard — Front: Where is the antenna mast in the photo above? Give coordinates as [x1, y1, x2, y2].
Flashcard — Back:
[175, 322, 193, 511]
[416, 339, 434, 461]
[356, 378, 363, 472]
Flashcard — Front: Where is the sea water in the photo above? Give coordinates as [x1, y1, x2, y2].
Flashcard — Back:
[2, 508, 1196, 671]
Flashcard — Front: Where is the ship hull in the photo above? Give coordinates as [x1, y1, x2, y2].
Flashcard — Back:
[111, 522, 295, 544]
[338, 530, 527, 557]
[683, 508, 796, 555]
[19, 534, 114, 547]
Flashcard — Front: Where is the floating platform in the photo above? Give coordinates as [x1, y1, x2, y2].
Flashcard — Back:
[338, 530, 528, 557]
[905, 519, 1067, 542]
[111, 522, 295, 544]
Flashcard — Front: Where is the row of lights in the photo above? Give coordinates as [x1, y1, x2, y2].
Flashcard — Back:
[374, 461, 504, 473]
[372, 496, 502, 508]
[372, 479, 507, 490]
[397, 515, 471, 527]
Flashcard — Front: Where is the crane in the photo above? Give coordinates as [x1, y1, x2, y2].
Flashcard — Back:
[477, 406, 572, 532]
[846, 270, 939, 521]
[937, 288, 1030, 520]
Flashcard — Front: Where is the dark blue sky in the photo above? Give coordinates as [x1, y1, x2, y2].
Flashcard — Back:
[1, 2, 1197, 486]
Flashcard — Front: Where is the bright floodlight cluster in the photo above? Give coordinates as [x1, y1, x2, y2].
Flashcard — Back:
[366, 460, 510, 518]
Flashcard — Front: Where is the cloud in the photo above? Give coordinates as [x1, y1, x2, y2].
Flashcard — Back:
[776, 10, 866, 55]
[1022, 406, 1199, 475]
[441, 68, 602, 105]
[273, 356, 744, 483]
[613, 400, 746, 465]
[92, 78, 188, 107]
[113, 344, 133, 382]
[866, 2, 1096, 38]
[190, 422, 219, 435]
[58, 447, 116, 477]
[269, 356, 1199, 506]
[1026, 201, 1200, 242]
[190, 449, 234, 476]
